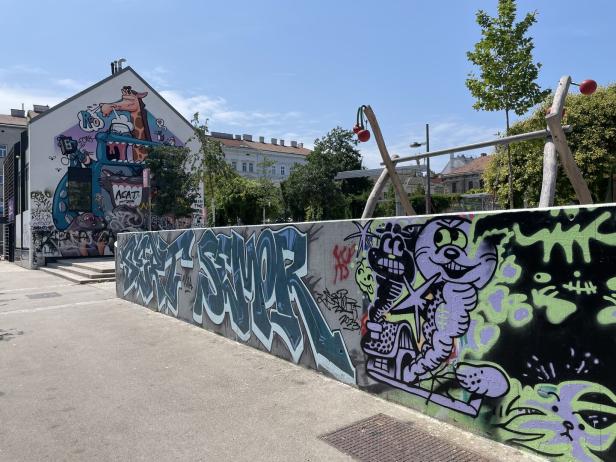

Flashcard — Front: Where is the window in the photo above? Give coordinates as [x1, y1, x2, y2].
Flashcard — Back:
[232, 161, 237, 170]
[242, 162, 247, 172]
[67, 167, 92, 212]
[280, 165, 286, 176]
[0, 144, 6, 157]
[248, 162, 254, 173]
[468, 181, 474, 190]
[0, 175, 3, 185]
[451, 182, 457, 193]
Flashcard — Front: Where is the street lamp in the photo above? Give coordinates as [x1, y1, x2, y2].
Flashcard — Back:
[410, 124, 431, 214]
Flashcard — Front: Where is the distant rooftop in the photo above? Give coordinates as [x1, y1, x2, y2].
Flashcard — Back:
[0, 104, 50, 127]
[209, 132, 311, 156]
[443, 154, 492, 177]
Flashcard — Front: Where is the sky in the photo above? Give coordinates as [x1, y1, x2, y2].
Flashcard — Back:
[0, 0, 613, 173]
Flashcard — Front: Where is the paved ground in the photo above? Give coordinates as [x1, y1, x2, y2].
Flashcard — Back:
[0, 262, 545, 462]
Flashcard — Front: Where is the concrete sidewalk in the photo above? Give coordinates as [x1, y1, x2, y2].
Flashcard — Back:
[0, 262, 544, 462]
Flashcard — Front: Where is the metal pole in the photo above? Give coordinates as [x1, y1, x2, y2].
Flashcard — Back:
[425, 124, 431, 215]
[389, 126, 572, 165]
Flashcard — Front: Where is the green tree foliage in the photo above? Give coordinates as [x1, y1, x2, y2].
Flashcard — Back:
[281, 127, 371, 221]
[215, 175, 283, 225]
[144, 144, 199, 219]
[483, 84, 616, 206]
[190, 114, 236, 208]
[466, 0, 550, 207]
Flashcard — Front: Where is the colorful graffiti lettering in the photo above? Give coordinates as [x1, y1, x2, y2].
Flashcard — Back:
[119, 227, 356, 384]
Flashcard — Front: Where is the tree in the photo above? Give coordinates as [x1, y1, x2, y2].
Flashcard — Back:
[190, 114, 237, 225]
[281, 127, 371, 221]
[483, 84, 616, 206]
[145, 144, 199, 223]
[466, 0, 550, 208]
[215, 176, 284, 225]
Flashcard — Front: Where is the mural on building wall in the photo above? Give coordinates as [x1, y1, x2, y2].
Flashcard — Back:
[117, 205, 616, 462]
[32, 85, 185, 259]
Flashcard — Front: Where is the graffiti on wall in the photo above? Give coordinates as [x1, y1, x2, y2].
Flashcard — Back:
[117, 206, 616, 461]
[119, 226, 356, 383]
[35, 85, 185, 260]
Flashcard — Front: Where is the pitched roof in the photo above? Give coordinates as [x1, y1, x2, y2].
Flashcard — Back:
[211, 136, 311, 156]
[0, 114, 28, 127]
[29, 67, 194, 132]
[443, 155, 492, 176]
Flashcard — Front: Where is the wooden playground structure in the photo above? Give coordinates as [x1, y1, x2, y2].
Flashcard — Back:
[358, 76, 596, 218]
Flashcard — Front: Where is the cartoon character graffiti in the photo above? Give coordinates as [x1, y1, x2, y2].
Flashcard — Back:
[352, 217, 509, 416]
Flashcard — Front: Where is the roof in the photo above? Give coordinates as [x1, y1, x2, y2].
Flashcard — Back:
[336, 165, 425, 180]
[443, 155, 492, 177]
[29, 66, 194, 132]
[0, 114, 28, 127]
[211, 136, 311, 156]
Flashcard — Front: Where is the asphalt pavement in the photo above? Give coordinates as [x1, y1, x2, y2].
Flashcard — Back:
[0, 262, 545, 462]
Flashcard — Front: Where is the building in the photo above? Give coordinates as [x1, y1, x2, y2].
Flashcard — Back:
[3, 66, 198, 268]
[210, 132, 310, 182]
[0, 111, 29, 257]
[441, 153, 491, 194]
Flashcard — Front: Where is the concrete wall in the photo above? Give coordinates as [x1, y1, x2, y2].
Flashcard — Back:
[27, 68, 199, 267]
[116, 204, 616, 462]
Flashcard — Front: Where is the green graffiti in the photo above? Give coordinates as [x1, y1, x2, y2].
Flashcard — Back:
[496, 380, 616, 461]
[355, 258, 376, 301]
[598, 296, 616, 325]
[531, 285, 577, 324]
[513, 211, 616, 264]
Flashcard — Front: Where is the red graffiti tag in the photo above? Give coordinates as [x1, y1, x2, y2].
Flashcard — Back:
[333, 243, 356, 284]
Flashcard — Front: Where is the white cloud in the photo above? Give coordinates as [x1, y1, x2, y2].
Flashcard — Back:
[54, 78, 92, 92]
[159, 89, 308, 136]
[0, 84, 66, 113]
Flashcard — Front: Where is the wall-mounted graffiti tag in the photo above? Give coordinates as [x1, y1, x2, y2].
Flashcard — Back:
[117, 204, 616, 462]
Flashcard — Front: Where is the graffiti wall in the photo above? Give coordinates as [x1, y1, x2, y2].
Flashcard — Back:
[116, 204, 616, 462]
[27, 69, 197, 266]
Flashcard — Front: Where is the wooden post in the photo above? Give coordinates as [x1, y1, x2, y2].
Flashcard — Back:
[538, 139, 557, 207]
[362, 168, 389, 219]
[363, 105, 416, 215]
[544, 76, 593, 205]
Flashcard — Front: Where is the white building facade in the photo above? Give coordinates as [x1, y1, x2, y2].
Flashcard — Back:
[210, 132, 310, 183]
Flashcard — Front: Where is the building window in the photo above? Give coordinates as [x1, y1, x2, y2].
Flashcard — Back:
[451, 182, 457, 193]
[280, 165, 286, 176]
[468, 181, 474, 190]
[67, 167, 92, 212]
[0, 175, 3, 185]
[479, 179, 484, 189]
[242, 162, 247, 172]
[0, 144, 6, 157]
[232, 161, 237, 170]
[248, 162, 254, 173]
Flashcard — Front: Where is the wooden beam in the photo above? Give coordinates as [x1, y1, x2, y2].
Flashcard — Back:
[545, 76, 593, 204]
[362, 167, 389, 219]
[538, 139, 557, 207]
[363, 105, 416, 215]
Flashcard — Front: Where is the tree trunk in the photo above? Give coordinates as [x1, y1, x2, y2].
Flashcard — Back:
[506, 109, 514, 209]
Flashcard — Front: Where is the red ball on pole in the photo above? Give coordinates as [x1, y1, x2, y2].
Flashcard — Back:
[357, 129, 371, 142]
[579, 79, 597, 95]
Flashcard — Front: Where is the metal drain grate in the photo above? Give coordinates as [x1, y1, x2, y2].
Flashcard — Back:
[26, 292, 61, 300]
[320, 413, 494, 462]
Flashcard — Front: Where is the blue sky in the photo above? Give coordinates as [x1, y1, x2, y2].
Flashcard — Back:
[0, 0, 612, 172]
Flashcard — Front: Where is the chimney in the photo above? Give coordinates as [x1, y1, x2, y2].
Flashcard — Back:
[259, 136, 265, 143]
[480, 152, 487, 157]
[10, 109, 25, 118]
[33, 104, 49, 113]
[271, 138, 278, 145]
[280, 139, 285, 146]
[242, 134, 252, 141]
[110, 61, 116, 75]
[291, 140, 297, 148]
[299, 142, 304, 148]
[234, 134, 241, 140]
